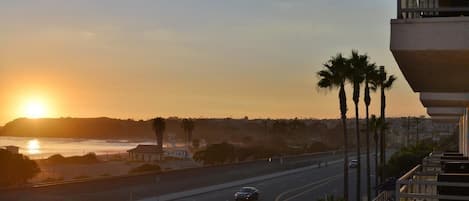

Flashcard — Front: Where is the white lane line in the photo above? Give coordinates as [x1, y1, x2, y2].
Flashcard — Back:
[282, 174, 342, 201]
[274, 174, 341, 201]
[141, 158, 345, 201]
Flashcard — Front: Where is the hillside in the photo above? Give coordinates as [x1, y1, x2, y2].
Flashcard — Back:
[0, 117, 339, 146]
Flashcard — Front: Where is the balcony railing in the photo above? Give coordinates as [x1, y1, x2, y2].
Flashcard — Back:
[395, 153, 469, 201]
[398, 0, 469, 19]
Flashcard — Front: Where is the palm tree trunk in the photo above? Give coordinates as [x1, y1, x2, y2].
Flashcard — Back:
[339, 84, 349, 201]
[354, 103, 361, 201]
[365, 105, 371, 201]
[374, 129, 379, 196]
[379, 86, 386, 182]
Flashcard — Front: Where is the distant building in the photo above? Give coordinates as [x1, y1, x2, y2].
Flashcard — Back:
[127, 145, 191, 162]
[164, 147, 190, 159]
[127, 145, 163, 162]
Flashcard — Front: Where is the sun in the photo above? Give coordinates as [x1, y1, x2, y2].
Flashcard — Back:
[23, 99, 47, 118]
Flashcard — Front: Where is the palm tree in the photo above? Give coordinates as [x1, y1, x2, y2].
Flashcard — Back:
[373, 66, 396, 183]
[347, 50, 367, 201]
[370, 115, 388, 194]
[182, 118, 195, 147]
[152, 117, 166, 151]
[363, 62, 378, 200]
[317, 53, 350, 201]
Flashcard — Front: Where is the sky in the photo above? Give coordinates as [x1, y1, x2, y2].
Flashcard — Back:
[0, 0, 426, 125]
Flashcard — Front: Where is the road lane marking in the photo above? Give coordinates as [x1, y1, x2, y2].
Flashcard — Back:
[274, 174, 341, 201]
[282, 174, 342, 201]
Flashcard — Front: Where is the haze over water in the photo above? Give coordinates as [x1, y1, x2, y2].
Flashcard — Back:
[0, 136, 153, 159]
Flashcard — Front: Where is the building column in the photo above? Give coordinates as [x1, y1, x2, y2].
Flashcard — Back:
[463, 108, 469, 156]
[460, 116, 464, 154]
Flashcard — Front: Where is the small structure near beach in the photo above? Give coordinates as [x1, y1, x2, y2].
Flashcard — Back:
[127, 145, 163, 162]
[127, 145, 191, 162]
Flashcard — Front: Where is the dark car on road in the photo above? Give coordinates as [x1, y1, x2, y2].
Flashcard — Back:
[234, 187, 259, 201]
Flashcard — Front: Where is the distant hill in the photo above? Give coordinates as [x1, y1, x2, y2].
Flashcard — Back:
[0, 117, 338, 146]
[0, 117, 154, 140]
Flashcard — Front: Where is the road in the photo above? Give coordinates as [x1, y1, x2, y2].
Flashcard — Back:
[173, 155, 375, 201]
[0, 151, 348, 201]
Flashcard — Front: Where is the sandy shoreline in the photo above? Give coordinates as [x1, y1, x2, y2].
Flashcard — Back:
[31, 153, 200, 183]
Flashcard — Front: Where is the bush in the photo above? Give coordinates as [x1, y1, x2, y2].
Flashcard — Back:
[0, 149, 40, 186]
[129, 164, 161, 173]
[193, 142, 237, 165]
[46, 153, 100, 164]
[384, 143, 432, 178]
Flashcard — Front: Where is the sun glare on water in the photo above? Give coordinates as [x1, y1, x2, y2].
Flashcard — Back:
[27, 139, 41, 155]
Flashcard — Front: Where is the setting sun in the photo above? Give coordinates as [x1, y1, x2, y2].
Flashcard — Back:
[22, 99, 47, 118]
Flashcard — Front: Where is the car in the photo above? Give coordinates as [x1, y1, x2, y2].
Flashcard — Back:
[234, 187, 259, 201]
[349, 159, 358, 168]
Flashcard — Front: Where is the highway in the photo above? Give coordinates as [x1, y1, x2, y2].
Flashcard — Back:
[172, 155, 373, 201]
[0, 151, 351, 201]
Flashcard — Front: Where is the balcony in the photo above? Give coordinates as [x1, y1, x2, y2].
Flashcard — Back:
[393, 152, 469, 201]
[391, 0, 469, 92]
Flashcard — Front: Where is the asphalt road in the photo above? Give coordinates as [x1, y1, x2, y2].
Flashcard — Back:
[0, 151, 347, 201]
[173, 154, 376, 201]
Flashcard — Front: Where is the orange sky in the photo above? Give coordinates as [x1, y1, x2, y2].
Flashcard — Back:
[0, 1, 426, 125]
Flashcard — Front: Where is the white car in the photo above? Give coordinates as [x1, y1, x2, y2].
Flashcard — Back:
[349, 160, 358, 168]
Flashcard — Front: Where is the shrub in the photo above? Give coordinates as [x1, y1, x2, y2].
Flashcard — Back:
[384, 143, 433, 178]
[46, 152, 100, 164]
[0, 149, 40, 186]
[129, 164, 161, 173]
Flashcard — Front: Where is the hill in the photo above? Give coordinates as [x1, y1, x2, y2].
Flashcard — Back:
[0, 117, 341, 147]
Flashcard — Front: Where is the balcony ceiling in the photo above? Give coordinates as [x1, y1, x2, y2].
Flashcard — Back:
[420, 93, 469, 107]
[391, 17, 469, 92]
[431, 116, 460, 123]
[427, 107, 465, 116]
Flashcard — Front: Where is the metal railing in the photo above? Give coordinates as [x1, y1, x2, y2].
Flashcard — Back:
[372, 191, 393, 201]
[395, 153, 469, 201]
[397, 0, 469, 19]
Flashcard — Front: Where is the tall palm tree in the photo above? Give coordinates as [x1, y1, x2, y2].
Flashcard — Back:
[317, 53, 350, 201]
[373, 66, 396, 183]
[152, 117, 166, 151]
[347, 50, 367, 201]
[182, 118, 195, 147]
[370, 115, 380, 196]
[370, 115, 388, 194]
[363, 62, 378, 200]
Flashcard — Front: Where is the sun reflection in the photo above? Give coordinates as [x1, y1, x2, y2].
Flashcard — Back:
[27, 139, 41, 154]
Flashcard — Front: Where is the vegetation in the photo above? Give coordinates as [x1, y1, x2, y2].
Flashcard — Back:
[317, 53, 350, 201]
[193, 142, 333, 165]
[363, 60, 378, 200]
[372, 66, 396, 183]
[129, 164, 161, 173]
[370, 114, 383, 195]
[192, 139, 200, 149]
[45, 153, 100, 164]
[182, 118, 195, 147]
[384, 143, 432, 178]
[0, 149, 40, 186]
[152, 117, 166, 151]
[317, 51, 396, 201]
[348, 50, 368, 201]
